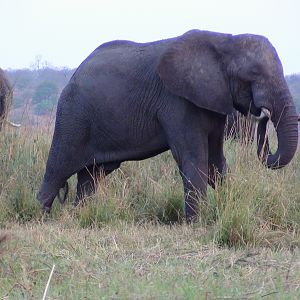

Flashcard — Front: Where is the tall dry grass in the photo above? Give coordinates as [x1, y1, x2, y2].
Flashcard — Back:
[0, 123, 299, 248]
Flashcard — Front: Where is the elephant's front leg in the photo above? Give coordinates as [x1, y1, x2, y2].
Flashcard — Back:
[170, 139, 209, 223]
[182, 159, 208, 223]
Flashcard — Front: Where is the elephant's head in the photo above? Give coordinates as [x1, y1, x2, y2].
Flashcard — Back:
[158, 30, 298, 169]
[0, 68, 13, 130]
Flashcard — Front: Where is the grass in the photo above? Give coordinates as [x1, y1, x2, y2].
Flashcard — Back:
[0, 124, 300, 298]
[1, 224, 299, 299]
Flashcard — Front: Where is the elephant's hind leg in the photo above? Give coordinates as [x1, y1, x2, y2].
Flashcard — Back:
[208, 122, 227, 189]
[73, 162, 120, 206]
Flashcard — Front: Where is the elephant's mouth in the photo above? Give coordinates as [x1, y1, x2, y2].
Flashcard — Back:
[250, 103, 263, 117]
[233, 99, 262, 118]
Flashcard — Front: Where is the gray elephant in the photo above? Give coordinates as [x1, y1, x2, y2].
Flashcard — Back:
[0, 68, 13, 130]
[37, 30, 298, 222]
[0, 68, 20, 130]
[225, 110, 256, 143]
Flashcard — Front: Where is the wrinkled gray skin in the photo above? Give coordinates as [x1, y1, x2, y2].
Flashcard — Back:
[38, 30, 298, 222]
[225, 110, 256, 143]
[0, 68, 13, 131]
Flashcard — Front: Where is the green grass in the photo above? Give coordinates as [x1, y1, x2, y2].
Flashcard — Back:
[0, 125, 300, 299]
[1, 224, 299, 299]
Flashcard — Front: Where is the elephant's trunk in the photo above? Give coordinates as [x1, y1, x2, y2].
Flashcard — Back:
[257, 102, 298, 169]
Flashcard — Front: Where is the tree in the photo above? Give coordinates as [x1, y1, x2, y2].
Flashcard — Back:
[32, 81, 59, 115]
[32, 81, 58, 105]
[34, 99, 55, 115]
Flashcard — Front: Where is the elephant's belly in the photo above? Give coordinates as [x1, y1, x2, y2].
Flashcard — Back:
[90, 127, 169, 163]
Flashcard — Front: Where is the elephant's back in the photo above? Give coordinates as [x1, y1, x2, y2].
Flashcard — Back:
[65, 40, 172, 112]
[71, 38, 172, 85]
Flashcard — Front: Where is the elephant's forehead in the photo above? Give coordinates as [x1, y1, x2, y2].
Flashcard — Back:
[237, 35, 282, 73]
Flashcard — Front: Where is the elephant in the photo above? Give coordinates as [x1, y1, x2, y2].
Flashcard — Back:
[0, 68, 13, 130]
[37, 30, 299, 222]
[225, 109, 256, 143]
[0, 68, 20, 130]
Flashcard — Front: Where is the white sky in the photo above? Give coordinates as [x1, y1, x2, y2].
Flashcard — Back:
[1, 0, 299, 74]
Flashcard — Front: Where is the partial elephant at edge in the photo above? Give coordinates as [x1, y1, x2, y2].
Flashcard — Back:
[0, 68, 20, 130]
[0, 68, 13, 130]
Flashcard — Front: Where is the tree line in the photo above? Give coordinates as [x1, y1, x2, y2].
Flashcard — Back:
[6, 68, 74, 122]
[4, 68, 300, 122]
[286, 74, 300, 112]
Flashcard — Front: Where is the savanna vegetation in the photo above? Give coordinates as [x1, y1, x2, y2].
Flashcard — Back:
[0, 69, 300, 299]
[5, 68, 74, 124]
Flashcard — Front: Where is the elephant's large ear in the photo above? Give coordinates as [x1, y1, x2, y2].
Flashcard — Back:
[157, 31, 233, 115]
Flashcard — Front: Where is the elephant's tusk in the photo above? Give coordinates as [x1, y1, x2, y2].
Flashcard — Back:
[6, 120, 21, 127]
[261, 107, 271, 119]
[255, 107, 271, 121]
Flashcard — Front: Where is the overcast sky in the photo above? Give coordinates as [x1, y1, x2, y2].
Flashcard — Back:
[1, 0, 299, 74]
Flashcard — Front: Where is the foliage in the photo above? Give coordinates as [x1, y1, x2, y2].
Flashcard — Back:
[34, 99, 56, 115]
[4, 68, 74, 122]
[0, 121, 300, 298]
[32, 81, 58, 115]
[32, 81, 58, 105]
